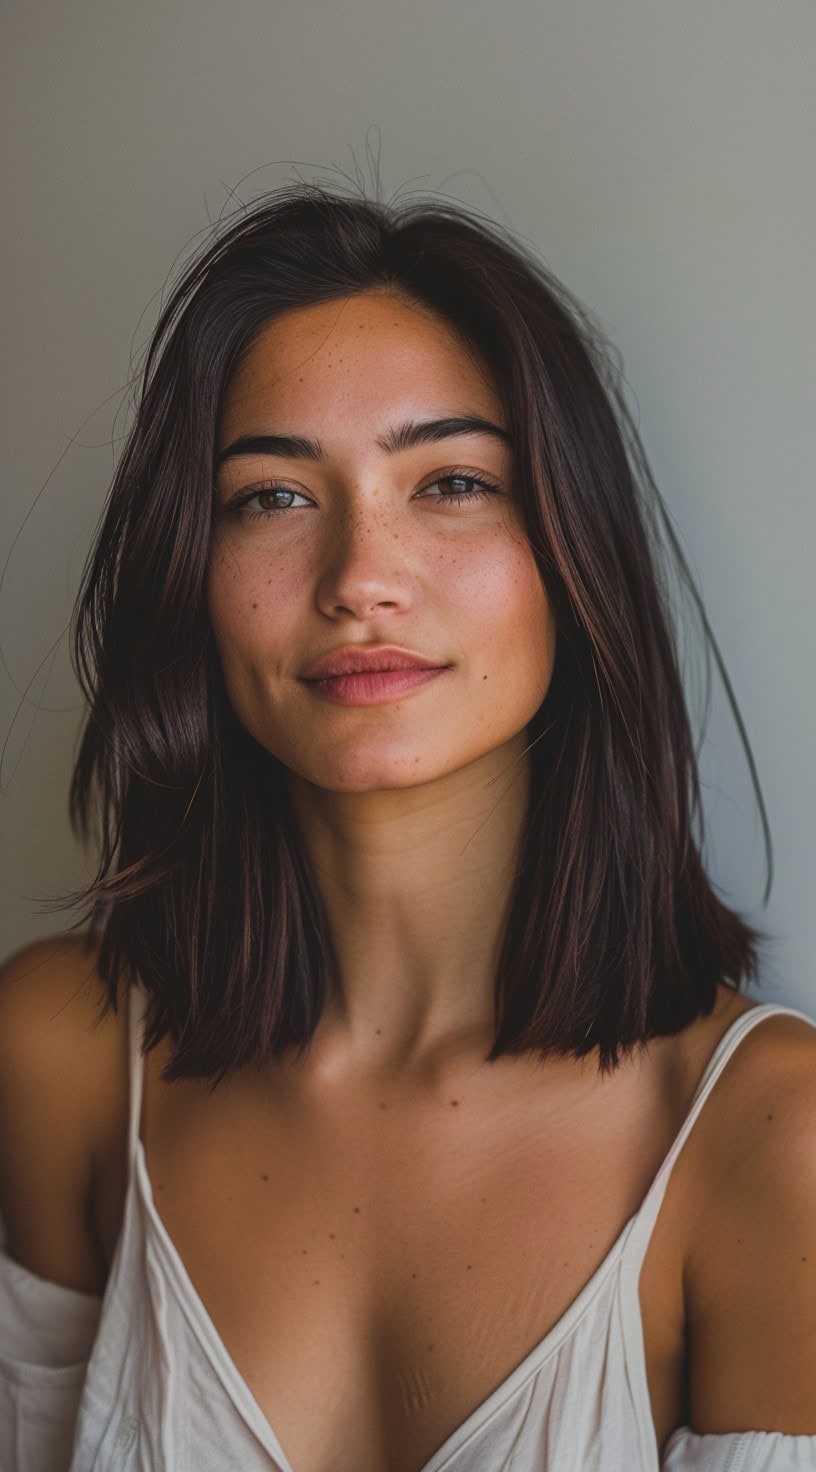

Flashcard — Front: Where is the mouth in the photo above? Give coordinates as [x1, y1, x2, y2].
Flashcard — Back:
[300, 666, 449, 707]
[300, 645, 447, 679]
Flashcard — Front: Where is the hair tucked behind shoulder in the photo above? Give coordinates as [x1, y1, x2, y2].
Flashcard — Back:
[54, 181, 768, 1085]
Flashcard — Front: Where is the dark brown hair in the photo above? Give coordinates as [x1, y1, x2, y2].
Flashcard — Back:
[58, 181, 769, 1084]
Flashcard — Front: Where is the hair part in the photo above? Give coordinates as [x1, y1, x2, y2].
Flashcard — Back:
[56, 181, 768, 1085]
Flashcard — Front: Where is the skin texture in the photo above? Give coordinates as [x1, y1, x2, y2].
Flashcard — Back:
[209, 288, 556, 1075]
[1, 289, 815, 1472]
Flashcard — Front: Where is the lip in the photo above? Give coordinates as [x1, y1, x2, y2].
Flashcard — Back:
[302, 666, 449, 707]
[299, 644, 448, 680]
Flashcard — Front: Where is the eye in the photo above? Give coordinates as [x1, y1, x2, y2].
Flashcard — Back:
[220, 469, 503, 523]
[222, 484, 312, 521]
[417, 472, 502, 506]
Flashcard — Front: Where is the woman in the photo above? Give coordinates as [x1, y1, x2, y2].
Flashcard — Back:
[1, 183, 815, 1472]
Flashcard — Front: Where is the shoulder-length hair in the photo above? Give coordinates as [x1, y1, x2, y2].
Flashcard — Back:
[59, 181, 768, 1085]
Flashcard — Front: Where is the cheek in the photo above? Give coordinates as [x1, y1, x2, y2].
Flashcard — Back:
[456, 540, 555, 693]
[206, 539, 303, 663]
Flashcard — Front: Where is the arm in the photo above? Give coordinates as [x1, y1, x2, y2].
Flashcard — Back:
[0, 937, 119, 1472]
[0, 935, 115, 1293]
[662, 1013, 816, 1468]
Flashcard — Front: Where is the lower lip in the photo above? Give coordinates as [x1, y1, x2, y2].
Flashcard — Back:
[301, 667, 448, 705]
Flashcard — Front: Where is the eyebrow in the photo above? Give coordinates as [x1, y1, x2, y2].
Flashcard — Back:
[214, 414, 513, 469]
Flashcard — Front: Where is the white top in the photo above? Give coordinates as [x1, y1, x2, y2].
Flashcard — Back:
[2, 985, 816, 1472]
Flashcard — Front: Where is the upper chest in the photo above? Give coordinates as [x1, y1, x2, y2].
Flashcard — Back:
[92, 995, 751, 1472]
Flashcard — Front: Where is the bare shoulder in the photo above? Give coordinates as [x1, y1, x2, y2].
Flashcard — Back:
[0, 932, 129, 1293]
[684, 991, 816, 1434]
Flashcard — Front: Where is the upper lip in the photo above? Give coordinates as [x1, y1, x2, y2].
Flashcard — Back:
[300, 645, 448, 680]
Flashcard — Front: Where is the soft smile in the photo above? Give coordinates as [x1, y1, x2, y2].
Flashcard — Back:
[300, 667, 449, 706]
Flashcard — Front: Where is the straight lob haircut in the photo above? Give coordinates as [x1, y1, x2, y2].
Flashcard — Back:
[60, 181, 768, 1085]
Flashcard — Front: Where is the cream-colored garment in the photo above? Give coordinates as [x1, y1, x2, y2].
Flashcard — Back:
[2, 986, 816, 1472]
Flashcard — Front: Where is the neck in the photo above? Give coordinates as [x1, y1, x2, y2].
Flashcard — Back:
[285, 733, 532, 1081]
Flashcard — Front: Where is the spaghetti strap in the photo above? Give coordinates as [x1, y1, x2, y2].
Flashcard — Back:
[624, 1001, 816, 1264]
[23, 991, 812, 1472]
[127, 982, 148, 1165]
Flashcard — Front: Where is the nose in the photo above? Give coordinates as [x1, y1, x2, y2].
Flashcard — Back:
[314, 505, 413, 620]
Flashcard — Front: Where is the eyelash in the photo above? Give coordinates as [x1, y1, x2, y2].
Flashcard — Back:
[223, 470, 502, 522]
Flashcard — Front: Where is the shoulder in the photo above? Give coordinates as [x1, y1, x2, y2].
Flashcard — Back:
[0, 932, 129, 1293]
[0, 931, 125, 1101]
[683, 998, 816, 1434]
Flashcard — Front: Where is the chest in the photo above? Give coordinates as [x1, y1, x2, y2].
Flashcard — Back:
[95, 1048, 692, 1472]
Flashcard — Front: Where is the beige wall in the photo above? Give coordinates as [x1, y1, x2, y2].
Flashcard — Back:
[2, 0, 814, 1014]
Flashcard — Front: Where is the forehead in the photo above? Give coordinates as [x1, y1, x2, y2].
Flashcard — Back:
[217, 290, 503, 445]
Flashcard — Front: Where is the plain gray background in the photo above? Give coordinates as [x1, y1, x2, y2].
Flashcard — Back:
[1, 0, 814, 1016]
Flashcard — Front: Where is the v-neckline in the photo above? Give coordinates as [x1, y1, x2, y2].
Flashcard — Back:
[129, 994, 795, 1472]
[132, 1133, 637, 1472]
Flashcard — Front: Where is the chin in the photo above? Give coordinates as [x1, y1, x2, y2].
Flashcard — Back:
[298, 759, 443, 793]
[283, 738, 474, 794]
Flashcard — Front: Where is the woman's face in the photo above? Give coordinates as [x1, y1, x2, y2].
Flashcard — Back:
[208, 289, 556, 792]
